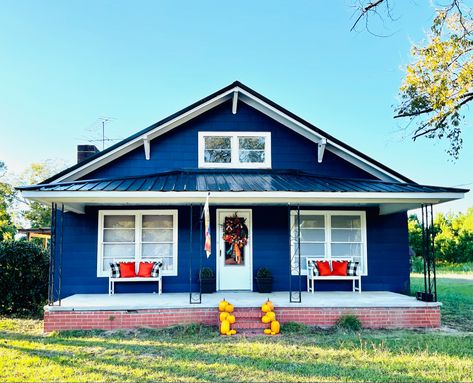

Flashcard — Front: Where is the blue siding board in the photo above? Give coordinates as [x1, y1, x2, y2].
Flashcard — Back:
[52, 206, 410, 299]
[83, 101, 376, 181]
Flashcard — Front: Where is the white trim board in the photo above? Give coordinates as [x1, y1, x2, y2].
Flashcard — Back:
[49, 84, 408, 183]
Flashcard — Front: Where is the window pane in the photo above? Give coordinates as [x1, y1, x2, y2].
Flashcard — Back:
[104, 215, 135, 229]
[204, 149, 231, 163]
[239, 136, 265, 150]
[300, 215, 325, 228]
[142, 243, 173, 258]
[331, 215, 361, 229]
[239, 150, 265, 163]
[300, 228, 325, 242]
[331, 243, 361, 258]
[299, 243, 325, 256]
[104, 229, 135, 242]
[331, 229, 361, 242]
[205, 136, 231, 149]
[160, 257, 174, 271]
[142, 228, 173, 242]
[291, 255, 308, 273]
[103, 244, 135, 259]
[143, 215, 173, 228]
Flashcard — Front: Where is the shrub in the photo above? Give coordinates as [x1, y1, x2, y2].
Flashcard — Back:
[0, 240, 48, 317]
[281, 321, 309, 333]
[199, 267, 215, 279]
[256, 267, 272, 279]
[410, 256, 424, 273]
[336, 314, 362, 331]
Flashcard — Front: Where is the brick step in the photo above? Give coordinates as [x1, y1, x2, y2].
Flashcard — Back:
[231, 321, 271, 330]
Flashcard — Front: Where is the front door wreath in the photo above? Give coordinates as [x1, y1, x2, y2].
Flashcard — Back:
[222, 214, 248, 264]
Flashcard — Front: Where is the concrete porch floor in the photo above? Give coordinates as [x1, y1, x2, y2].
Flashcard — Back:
[47, 291, 440, 312]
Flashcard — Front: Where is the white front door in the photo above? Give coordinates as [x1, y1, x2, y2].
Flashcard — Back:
[217, 209, 253, 291]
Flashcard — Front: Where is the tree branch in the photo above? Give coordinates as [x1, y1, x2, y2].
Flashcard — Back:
[351, 0, 386, 31]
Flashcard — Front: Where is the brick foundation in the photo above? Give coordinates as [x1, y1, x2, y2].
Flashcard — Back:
[44, 306, 440, 332]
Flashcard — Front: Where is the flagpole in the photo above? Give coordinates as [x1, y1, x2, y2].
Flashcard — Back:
[201, 191, 210, 219]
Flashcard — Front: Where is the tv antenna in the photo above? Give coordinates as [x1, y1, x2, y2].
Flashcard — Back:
[77, 117, 121, 150]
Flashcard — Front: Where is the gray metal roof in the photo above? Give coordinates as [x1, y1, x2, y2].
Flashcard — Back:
[17, 170, 468, 194]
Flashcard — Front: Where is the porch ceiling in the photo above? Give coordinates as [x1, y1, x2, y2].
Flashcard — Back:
[18, 169, 467, 215]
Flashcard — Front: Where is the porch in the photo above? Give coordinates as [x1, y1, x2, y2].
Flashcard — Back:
[44, 291, 441, 332]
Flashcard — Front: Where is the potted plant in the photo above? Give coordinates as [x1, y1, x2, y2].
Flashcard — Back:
[199, 267, 216, 294]
[255, 267, 273, 293]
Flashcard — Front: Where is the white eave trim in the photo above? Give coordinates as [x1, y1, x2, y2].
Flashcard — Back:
[50, 85, 409, 184]
[22, 190, 464, 204]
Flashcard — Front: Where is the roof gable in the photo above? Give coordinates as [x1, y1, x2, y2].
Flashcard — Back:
[42, 81, 414, 184]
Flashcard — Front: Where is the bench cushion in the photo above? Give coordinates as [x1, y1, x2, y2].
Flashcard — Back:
[110, 262, 121, 278]
[316, 261, 331, 276]
[331, 260, 348, 276]
[151, 261, 163, 278]
[347, 261, 359, 276]
[119, 262, 136, 278]
[138, 262, 154, 277]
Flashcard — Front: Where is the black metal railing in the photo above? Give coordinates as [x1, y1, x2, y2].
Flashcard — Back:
[289, 204, 302, 303]
[417, 204, 437, 302]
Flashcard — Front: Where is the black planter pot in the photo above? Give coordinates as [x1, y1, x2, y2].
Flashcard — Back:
[200, 278, 216, 294]
[416, 291, 435, 302]
[256, 277, 273, 293]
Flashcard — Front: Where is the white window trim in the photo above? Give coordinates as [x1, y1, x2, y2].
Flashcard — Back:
[290, 210, 368, 276]
[97, 209, 178, 277]
[198, 131, 272, 169]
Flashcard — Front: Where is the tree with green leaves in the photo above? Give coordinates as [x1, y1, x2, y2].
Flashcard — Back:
[0, 161, 16, 240]
[408, 208, 473, 264]
[16, 161, 65, 228]
[352, 0, 472, 158]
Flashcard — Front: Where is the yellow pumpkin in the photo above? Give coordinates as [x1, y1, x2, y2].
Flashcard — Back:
[226, 331, 232, 336]
[271, 331, 276, 335]
[225, 303, 234, 313]
[218, 300, 228, 312]
[270, 320, 280, 334]
[261, 303, 271, 313]
[266, 300, 274, 311]
[227, 314, 236, 324]
[219, 312, 229, 322]
[220, 319, 230, 335]
[264, 329, 272, 335]
[266, 312, 276, 322]
[261, 315, 271, 324]
[230, 329, 237, 335]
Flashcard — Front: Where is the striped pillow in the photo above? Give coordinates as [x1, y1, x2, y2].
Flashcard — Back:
[347, 261, 359, 276]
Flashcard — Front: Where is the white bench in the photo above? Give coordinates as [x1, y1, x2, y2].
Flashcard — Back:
[307, 257, 361, 293]
[109, 259, 163, 295]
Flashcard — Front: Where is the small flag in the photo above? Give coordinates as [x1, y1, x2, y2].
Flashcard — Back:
[204, 193, 211, 258]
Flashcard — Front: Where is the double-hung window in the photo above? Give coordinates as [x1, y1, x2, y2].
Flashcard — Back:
[198, 132, 271, 168]
[290, 211, 367, 275]
[97, 210, 178, 277]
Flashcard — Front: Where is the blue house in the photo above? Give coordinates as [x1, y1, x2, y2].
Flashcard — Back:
[19, 82, 467, 331]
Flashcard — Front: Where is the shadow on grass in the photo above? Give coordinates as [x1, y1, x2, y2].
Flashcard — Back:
[1, 328, 470, 383]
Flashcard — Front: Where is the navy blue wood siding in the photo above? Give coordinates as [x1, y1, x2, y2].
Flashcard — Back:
[83, 101, 376, 180]
[52, 206, 409, 299]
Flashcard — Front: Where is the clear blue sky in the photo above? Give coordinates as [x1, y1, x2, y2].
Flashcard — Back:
[0, 1, 471, 212]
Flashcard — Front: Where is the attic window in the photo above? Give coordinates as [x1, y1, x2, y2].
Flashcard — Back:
[198, 132, 271, 168]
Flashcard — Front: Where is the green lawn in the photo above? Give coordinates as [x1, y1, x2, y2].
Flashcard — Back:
[0, 274, 472, 383]
[411, 274, 473, 331]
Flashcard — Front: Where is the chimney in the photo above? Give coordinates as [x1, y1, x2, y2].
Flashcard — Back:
[77, 145, 99, 163]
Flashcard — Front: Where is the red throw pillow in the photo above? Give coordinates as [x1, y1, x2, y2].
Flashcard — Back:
[138, 262, 154, 277]
[119, 262, 136, 278]
[316, 261, 331, 276]
[331, 261, 348, 276]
